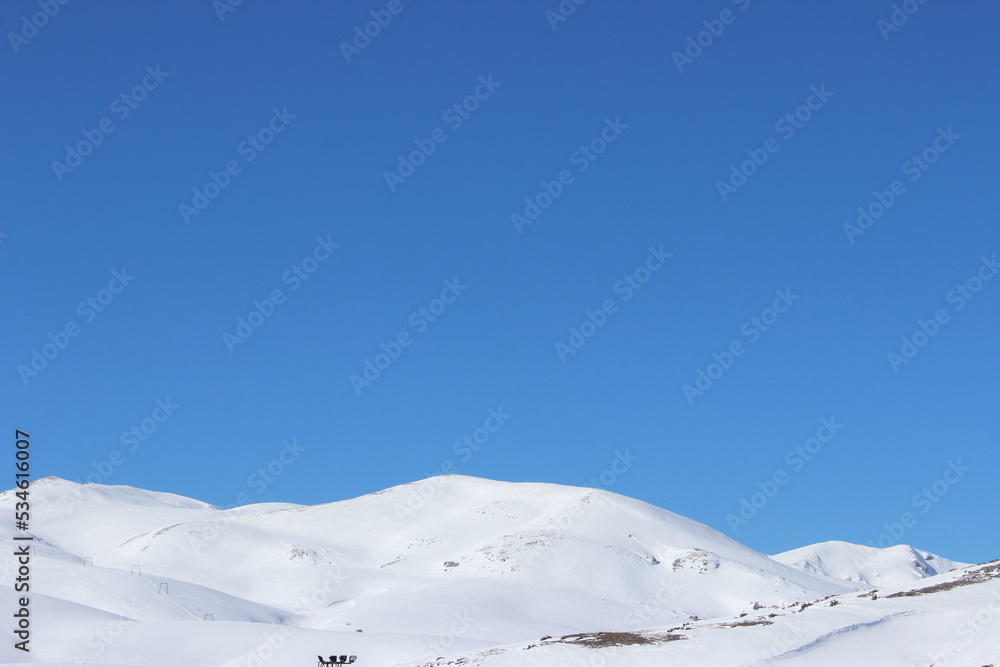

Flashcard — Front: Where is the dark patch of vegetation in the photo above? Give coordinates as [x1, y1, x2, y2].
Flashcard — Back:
[540, 631, 685, 649]
[417, 657, 471, 666]
[715, 617, 774, 628]
[888, 561, 1000, 598]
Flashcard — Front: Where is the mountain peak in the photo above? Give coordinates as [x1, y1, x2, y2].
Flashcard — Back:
[773, 539, 968, 587]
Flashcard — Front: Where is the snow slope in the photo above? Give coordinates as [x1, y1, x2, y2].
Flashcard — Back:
[0, 475, 986, 667]
[412, 560, 1000, 667]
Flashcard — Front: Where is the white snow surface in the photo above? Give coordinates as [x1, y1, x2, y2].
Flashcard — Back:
[773, 540, 968, 587]
[0, 475, 993, 667]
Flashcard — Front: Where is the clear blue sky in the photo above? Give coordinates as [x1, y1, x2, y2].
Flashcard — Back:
[3, 1, 997, 564]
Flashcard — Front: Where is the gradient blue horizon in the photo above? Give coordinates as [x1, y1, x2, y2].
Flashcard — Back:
[2, 1, 998, 564]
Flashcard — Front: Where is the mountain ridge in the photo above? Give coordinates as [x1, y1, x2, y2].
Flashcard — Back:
[0, 475, 987, 667]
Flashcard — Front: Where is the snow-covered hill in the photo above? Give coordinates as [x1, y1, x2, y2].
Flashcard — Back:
[774, 540, 968, 588]
[0, 475, 989, 667]
[412, 559, 1000, 667]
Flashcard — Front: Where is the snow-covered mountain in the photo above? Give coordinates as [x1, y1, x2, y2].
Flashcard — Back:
[773, 540, 968, 588]
[0, 475, 992, 667]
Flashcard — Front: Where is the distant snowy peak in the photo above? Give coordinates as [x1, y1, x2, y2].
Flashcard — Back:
[12, 475, 220, 510]
[772, 540, 968, 587]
